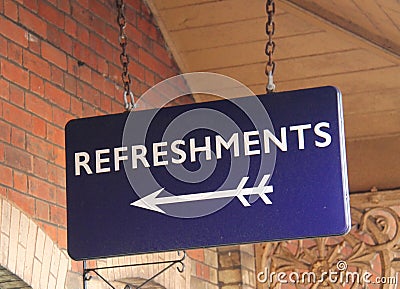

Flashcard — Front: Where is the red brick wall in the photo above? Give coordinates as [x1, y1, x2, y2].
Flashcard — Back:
[0, 0, 194, 254]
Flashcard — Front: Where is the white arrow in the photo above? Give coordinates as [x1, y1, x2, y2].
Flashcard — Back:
[131, 174, 273, 214]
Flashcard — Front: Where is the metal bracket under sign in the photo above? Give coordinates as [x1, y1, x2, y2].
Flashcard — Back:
[83, 251, 186, 289]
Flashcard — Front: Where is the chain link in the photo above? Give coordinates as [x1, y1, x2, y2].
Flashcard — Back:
[117, 0, 135, 110]
[265, 0, 276, 93]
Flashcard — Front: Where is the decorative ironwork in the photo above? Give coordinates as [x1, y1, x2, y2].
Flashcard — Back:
[257, 190, 400, 289]
[83, 251, 185, 289]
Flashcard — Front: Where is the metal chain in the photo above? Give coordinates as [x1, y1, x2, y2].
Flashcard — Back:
[265, 0, 276, 93]
[117, 0, 135, 110]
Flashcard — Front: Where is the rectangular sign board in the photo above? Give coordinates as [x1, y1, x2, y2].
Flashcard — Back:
[66, 86, 350, 260]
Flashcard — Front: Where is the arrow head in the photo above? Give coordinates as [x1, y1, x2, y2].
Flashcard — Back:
[131, 188, 166, 214]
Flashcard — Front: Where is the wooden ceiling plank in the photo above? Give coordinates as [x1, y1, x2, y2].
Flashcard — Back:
[170, 13, 322, 52]
[211, 49, 395, 85]
[343, 88, 400, 116]
[157, 0, 286, 32]
[346, 135, 400, 192]
[150, 0, 218, 10]
[184, 31, 360, 71]
[344, 111, 400, 139]
[276, 66, 400, 95]
[352, 0, 400, 39]
[284, 0, 400, 57]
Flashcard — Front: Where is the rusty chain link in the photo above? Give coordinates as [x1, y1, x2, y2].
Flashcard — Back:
[265, 0, 276, 93]
[117, 0, 135, 110]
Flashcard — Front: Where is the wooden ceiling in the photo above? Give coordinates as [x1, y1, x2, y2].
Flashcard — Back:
[145, 0, 400, 193]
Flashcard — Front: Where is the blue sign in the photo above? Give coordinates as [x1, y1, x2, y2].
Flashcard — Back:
[65, 86, 350, 260]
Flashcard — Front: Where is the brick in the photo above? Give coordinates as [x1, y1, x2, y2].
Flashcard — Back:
[49, 244, 60, 275]
[45, 82, 71, 111]
[78, 82, 100, 107]
[153, 42, 173, 67]
[18, 213, 29, 246]
[26, 92, 52, 120]
[50, 65, 64, 87]
[9, 84, 25, 107]
[23, 0, 38, 12]
[90, 16, 106, 40]
[23, 220, 38, 284]
[29, 176, 56, 202]
[52, 106, 73, 128]
[0, 16, 28, 47]
[0, 119, 11, 142]
[64, 74, 77, 94]
[82, 101, 96, 117]
[38, 0, 64, 28]
[3, 102, 32, 130]
[130, 61, 145, 82]
[31, 258, 41, 289]
[196, 263, 210, 280]
[0, 77, 10, 100]
[26, 134, 53, 159]
[46, 24, 61, 47]
[38, 222, 57, 243]
[4, 145, 33, 172]
[0, 165, 13, 187]
[31, 116, 46, 138]
[1, 58, 29, 88]
[139, 48, 164, 75]
[59, 32, 73, 54]
[55, 186, 66, 207]
[11, 126, 25, 149]
[0, 143, 4, 162]
[57, 227, 66, 249]
[8, 190, 35, 216]
[39, 235, 53, 288]
[48, 163, 65, 187]
[70, 96, 82, 116]
[138, 17, 158, 41]
[100, 94, 112, 112]
[33, 155, 48, 180]
[0, 35, 7, 57]
[19, 6, 47, 38]
[67, 55, 78, 76]
[88, 0, 112, 23]
[77, 24, 89, 45]
[24, 50, 51, 79]
[56, 253, 69, 289]
[103, 79, 115, 98]
[4, 0, 18, 21]
[34, 227, 45, 260]
[27, 32, 41, 54]
[16, 243, 26, 278]
[96, 56, 108, 75]
[64, 16, 77, 37]
[78, 64, 91, 83]
[8, 206, 20, 272]
[30, 73, 45, 96]
[47, 123, 64, 147]
[13, 171, 28, 193]
[35, 199, 49, 221]
[188, 249, 205, 262]
[144, 69, 155, 86]
[7, 41, 23, 64]
[58, 0, 70, 14]
[52, 145, 65, 167]
[219, 268, 242, 284]
[41, 42, 67, 70]
[50, 205, 66, 226]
